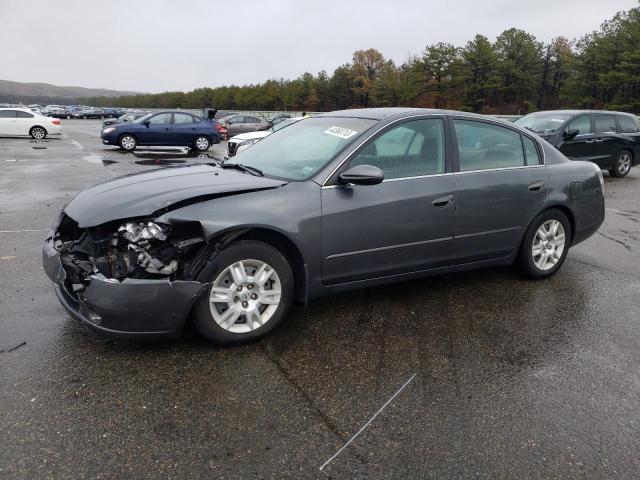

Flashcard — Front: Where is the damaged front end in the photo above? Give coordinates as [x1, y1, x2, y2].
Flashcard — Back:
[43, 213, 211, 338]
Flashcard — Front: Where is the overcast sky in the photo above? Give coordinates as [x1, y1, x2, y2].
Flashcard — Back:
[0, 0, 637, 93]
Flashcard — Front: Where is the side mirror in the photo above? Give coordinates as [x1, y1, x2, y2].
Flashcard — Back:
[338, 165, 384, 186]
[143, 120, 150, 127]
[563, 128, 579, 140]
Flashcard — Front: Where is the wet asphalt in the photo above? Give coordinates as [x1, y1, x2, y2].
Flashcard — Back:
[1, 120, 639, 479]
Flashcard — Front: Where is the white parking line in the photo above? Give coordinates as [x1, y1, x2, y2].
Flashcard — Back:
[606, 208, 622, 213]
[0, 229, 48, 233]
[319, 372, 417, 472]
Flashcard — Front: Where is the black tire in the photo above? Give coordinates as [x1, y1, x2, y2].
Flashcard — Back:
[193, 240, 294, 345]
[516, 208, 572, 279]
[29, 126, 47, 139]
[118, 134, 137, 151]
[194, 135, 211, 152]
[609, 150, 633, 178]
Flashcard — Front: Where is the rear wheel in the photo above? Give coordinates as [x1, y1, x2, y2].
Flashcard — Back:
[194, 135, 211, 152]
[609, 150, 632, 177]
[29, 126, 47, 139]
[516, 209, 571, 279]
[193, 240, 294, 344]
[118, 134, 137, 151]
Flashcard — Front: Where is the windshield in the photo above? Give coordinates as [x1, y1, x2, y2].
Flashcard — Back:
[229, 116, 377, 180]
[134, 113, 154, 124]
[515, 113, 573, 133]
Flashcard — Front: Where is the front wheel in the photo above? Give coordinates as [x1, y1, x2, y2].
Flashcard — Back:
[118, 134, 137, 151]
[193, 240, 294, 344]
[30, 126, 47, 139]
[194, 135, 211, 152]
[516, 209, 571, 279]
[609, 150, 632, 177]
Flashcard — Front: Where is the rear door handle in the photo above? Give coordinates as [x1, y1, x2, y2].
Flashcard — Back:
[528, 181, 545, 191]
[432, 194, 454, 207]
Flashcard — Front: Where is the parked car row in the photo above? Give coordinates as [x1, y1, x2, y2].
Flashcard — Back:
[226, 116, 303, 158]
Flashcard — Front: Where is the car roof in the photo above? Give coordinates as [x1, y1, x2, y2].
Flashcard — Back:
[315, 107, 494, 121]
[524, 109, 637, 117]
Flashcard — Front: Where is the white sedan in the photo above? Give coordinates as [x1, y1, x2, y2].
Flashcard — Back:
[226, 117, 303, 158]
[0, 107, 62, 139]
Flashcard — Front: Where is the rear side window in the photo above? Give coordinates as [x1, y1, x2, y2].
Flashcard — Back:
[173, 113, 194, 124]
[566, 115, 591, 135]
[16, 111, 34, 118]
[349, 118, 445, 179]
[618, 115, 640, 133]
[246, 116, 260, 123]
[453, 120, 525, 171]
[0, 110, 17, 118]
[594, 115, 616, 133]
[522, 136, 541, 165]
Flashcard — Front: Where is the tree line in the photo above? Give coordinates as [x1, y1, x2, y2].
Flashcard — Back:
[85, 6, 640, 114]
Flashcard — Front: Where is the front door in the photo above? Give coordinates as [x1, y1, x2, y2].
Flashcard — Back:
[451, 119, 549, 263]
[0, 110, 19, 135]
[321, 117, 455, 285]
[560, 114, 595, 161]
[139, 112, 173, 145]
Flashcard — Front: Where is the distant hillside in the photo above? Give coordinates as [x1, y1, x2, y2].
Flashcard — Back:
[0, 79, 143, 104]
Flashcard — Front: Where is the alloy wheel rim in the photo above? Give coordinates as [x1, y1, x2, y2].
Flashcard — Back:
[618, 154, 631, 174]
[32, 128, 45, 139]
[532, 220, 566, 271]
[196, 137, 209, 150]
[209, 259, 282, 333]
[122, 136, 135, 149]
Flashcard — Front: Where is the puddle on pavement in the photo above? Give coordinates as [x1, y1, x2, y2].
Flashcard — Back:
[134, 159, 187, 166]
[32, 146, 47, 150]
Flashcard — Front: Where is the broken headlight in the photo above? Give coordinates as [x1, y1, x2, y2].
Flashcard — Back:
[118, 221, 170, 244]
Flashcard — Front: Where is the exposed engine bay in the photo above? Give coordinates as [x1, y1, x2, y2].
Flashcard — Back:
[54, 213, 207, 295]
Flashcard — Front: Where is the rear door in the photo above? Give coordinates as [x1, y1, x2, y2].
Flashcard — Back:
[172, 113, 198, 146]
[138, 112, 173, 145]
[451, 118, 548, 264]
[0, 110, 18, 135]
[16, 110, 35, 135]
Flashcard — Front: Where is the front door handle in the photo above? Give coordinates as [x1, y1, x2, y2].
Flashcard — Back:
[593, 138, 605, 142]
[528, 180, 545, 191]
[432, 194, 454, 207]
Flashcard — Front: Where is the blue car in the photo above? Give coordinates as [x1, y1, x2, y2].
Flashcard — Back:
[101, 110, 221, 152]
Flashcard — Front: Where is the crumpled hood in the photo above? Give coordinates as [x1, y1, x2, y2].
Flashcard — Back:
[65, 164, 287, 227]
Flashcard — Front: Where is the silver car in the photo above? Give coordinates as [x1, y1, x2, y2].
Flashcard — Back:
[221, 115, 270, 136]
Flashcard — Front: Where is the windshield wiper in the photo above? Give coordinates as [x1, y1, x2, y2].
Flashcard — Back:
[220, 162, 264, 176]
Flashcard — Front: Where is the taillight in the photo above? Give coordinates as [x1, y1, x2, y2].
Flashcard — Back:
[52, 119, 61, 125]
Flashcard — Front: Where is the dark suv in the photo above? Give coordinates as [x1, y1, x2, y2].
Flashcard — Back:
[515, 110, 640, 177]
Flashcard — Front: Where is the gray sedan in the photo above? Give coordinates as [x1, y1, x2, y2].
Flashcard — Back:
[43, 108, 605, 344]
[220, 114, 270, 136]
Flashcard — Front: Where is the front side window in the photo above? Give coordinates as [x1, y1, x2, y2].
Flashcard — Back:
[230, 116, 376, 180]
[594, 115, 616, 133]
[349, 119, 445, 179]
[173, 113, 194, 124]
[618, 115, 640, 133]
[16, 111, 34, 118]
[453, 120, 525, 171]
[228, 116, 244, 124]
[148, 113, 172, 125]
[566, 115, 591, 135]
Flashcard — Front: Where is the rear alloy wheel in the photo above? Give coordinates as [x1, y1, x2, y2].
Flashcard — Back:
[30, 126, 47, 139]
[517, 208, 571, 279]
[119, 134, 137, 151]
[194, 240, 293, 344]
[610, 150, 632, 177]
[194, 135, 211, 152]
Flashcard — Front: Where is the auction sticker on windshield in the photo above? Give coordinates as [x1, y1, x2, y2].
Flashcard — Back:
[323, 126, 358, 139]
